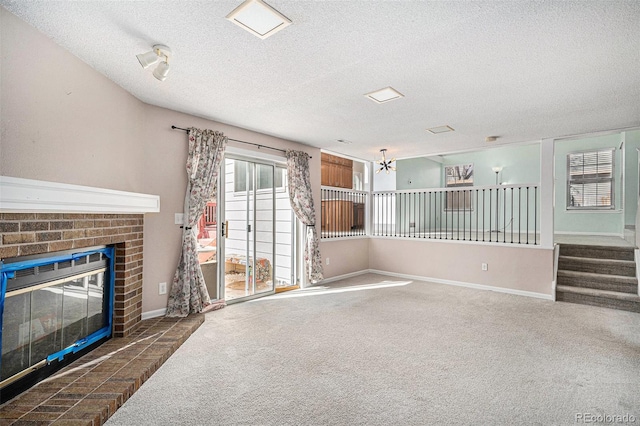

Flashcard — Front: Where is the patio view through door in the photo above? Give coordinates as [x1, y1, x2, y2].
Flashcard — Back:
[219, 156, 296, 302]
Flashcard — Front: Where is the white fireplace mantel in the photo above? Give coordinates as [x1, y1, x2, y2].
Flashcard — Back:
[0, 176, 160, 213]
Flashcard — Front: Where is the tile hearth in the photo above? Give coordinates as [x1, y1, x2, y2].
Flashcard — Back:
[0, 314, 203, 426]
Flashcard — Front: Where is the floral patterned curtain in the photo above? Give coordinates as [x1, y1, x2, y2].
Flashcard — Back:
[166, 129, 227, 317]
[286, 150, 323, 283]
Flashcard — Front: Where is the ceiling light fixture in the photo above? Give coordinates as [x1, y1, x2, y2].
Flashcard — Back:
[365, 87, 404, 104]
[426, 125, 455, 134]
[226, 0, 292, 39]
[136, 44, 172, 81]
[337, 139, 352, 144]
[485, 136, 498, 142]
[376, 149, 396, 174]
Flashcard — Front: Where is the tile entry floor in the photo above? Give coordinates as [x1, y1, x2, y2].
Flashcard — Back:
[0, 314, 204, 426]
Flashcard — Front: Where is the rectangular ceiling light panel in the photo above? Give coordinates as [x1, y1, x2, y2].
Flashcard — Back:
[365, 87, 404, 104]
[426, 125, 455, 134]
[226, 0, 292, 39]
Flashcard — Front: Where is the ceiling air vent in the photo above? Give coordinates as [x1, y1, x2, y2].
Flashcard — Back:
[426, 125, 455, 134]
[365, 87, 404, 104]
[226, 0, 292, 39]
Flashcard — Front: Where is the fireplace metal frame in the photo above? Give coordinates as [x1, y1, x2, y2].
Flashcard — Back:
[0, 246, 115, 390]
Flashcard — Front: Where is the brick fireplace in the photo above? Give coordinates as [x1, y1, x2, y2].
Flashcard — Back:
[0, 213, 144, 338]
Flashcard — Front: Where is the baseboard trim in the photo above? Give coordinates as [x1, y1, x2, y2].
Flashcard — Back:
[141, 308, 166, 320]
[368, 269, 553, 301]
[319, 270, 370, 284]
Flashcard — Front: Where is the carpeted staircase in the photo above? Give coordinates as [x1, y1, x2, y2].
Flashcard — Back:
[556, 244, 640, 313]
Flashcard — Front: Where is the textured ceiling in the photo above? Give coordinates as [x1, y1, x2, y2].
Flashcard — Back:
[2, 0, 639, 161]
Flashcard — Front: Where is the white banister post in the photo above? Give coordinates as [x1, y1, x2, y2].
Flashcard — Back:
[636, 148, 640, 248]
[540, 138, 555, 249]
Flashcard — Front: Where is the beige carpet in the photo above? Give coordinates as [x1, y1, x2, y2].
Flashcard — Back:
[106, 273, 640, 425]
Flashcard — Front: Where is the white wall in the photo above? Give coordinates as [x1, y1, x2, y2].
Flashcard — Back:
[0, 8, 145, 190]
[373, 167, 396, 191]
[319, 238, 369, 279]
[369, 238, 553, 297]
[623, 130, 640, 227]
[554, 133, 623, 235]
[396, 157, 443, 190]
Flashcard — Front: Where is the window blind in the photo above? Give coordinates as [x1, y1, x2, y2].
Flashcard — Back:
[567, 149, 614, 209]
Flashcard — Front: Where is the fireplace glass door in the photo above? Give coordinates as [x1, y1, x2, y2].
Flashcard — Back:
[0, 247, 113, 391]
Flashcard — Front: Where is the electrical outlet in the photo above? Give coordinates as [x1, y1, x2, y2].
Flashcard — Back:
[326, 258, 330, 265]
[159, 282, 167, 295]
[481, 263, 488, 271]
[174, 213, 184, 225]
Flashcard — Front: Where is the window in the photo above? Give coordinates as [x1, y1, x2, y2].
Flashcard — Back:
[234, 162, 285, 193]
[445, 164, 473, 210]
[567, 149, 614, 209]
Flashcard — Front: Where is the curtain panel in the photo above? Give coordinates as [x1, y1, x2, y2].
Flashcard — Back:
[166, 129, 227, 317]
[286, 150, 323, 283]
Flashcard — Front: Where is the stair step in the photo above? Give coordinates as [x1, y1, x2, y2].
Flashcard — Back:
[557, 270, 638, 293]
[556, 285, 640, 313]
[559, 244, 635, 261]
[558, 256, 636, 277]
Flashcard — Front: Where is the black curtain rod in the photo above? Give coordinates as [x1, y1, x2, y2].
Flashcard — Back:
[171, 125, 311, 158]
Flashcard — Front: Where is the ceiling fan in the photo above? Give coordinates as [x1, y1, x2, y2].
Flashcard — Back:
[376, 149, 396, 174]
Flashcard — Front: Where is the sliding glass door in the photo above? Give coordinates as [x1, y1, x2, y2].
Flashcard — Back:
[220, 158, 276, 302]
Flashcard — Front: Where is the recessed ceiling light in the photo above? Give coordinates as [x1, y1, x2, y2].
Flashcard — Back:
[337, 139, 352, 144]
[365, 87, 404, 104]
[426, 125, 455, 134]
[485, 136, 498, 142]
[226, 0, 292, 40]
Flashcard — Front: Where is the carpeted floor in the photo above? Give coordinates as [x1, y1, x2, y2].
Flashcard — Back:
[105, 273, 640, 425]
